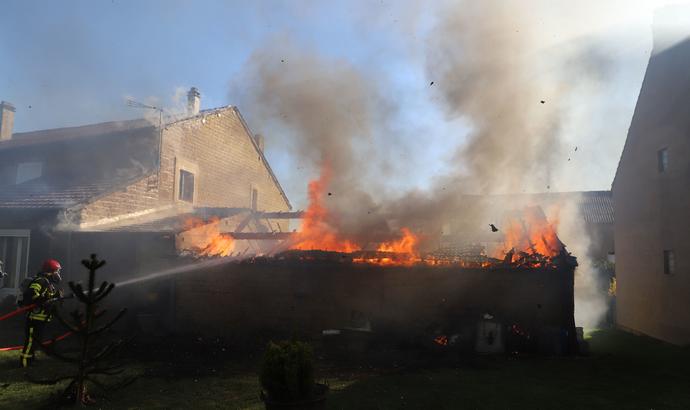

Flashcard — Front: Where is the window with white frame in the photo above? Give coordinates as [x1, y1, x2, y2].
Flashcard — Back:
[0, 230, 31, 294]
[16, 162, 43, 184]
[178, 169, 195, 203]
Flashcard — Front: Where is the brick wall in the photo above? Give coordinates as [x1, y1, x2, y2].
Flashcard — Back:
[79, 174, 161, 225]
[78, 107, 291, 228]
[159, 107, 289, 212]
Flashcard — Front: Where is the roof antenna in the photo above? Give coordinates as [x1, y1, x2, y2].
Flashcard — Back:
[126, 99, 165, 189]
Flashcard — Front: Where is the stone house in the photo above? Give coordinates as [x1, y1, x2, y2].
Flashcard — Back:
[0, 89, 292, 302]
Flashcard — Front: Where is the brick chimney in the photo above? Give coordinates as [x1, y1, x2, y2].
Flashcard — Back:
[187, 87, 201, 116]
[0, 101, 15, 141]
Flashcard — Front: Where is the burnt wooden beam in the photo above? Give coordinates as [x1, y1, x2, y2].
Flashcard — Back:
[233, 212, 255, 233]
[230, 232, 294, 240]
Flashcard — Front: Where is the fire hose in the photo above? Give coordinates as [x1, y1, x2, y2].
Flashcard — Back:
[0, 303, 38, 322]
[0, 294, 76, 350]
[0, 294, 74, 322]
[0, 330, 74, 351]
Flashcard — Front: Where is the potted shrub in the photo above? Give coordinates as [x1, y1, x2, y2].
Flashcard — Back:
[260, 340, 328, 409]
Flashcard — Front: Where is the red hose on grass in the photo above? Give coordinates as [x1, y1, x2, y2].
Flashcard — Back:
[0, 295, 79, 351]
[0, 330, 74, 351]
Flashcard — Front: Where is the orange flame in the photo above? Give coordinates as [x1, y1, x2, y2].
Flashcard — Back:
[497, 206, 563, 262]
[288, 171, 565, 269]
[351, 228, 421, 266]
[290, 167, 360, 252]
[178, 217, 236, 257]
[377, 228, 419, 254]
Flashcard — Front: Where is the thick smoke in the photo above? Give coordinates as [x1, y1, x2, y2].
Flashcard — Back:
[556, 197, 611, 327]
[233, 41, 394, 243]
[235, 2, 619, 325]
[423, 1, 612, 326]
[426, 1, 566, 194]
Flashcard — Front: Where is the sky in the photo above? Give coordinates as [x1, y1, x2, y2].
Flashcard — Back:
[0, 0, 687, 209]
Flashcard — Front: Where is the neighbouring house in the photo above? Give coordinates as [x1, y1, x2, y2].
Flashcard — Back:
[0, 89, 292, 306]
[613, 8, 690, 345]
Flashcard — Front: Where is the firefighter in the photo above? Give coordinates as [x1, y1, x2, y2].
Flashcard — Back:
[20, 259, 63, 368]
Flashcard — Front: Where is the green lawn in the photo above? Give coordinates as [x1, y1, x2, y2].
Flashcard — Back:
[1, 329, 689, 409]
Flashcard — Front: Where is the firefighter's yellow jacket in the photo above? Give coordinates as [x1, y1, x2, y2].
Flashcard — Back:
[26, 276, 59, 321]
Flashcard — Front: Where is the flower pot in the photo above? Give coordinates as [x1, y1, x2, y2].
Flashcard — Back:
[262, 383, 329, 410]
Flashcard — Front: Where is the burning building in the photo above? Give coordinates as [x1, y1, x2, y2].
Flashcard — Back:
[173, 169, 579, 355]
[0, 85, 581, 354]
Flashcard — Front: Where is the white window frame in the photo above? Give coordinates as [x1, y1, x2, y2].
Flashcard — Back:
[173, 157, 199, 205]
[0, 229, 31, 299]
[178, 169, 195, 203]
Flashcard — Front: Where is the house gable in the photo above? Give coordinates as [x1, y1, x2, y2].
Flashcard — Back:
[158, 106, 291, 212]
[73, 106, 291, 229]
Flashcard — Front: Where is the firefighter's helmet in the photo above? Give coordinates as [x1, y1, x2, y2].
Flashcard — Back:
[42, 259, 62, 284]
[42, 259, 62, 273]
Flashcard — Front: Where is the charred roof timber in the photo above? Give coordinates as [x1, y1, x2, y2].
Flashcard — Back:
[0, 101, 15, 141]
[187, 87, 201, 116]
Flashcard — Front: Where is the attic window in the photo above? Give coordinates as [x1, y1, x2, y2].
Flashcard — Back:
[15, 162, 42, 184]
[178, 169, 195, 203]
